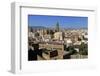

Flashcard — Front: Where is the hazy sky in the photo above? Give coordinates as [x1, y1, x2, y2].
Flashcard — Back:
[28, 15, 88, 29]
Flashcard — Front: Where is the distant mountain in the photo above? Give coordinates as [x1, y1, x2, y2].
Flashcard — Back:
[29, 26, 87, 30]
[29, 26, 47, 29]
[63, 27, 88, 30]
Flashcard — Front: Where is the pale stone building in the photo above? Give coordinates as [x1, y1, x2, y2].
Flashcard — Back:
[38, 42, 64, 59]
[54, 32, 64, 40]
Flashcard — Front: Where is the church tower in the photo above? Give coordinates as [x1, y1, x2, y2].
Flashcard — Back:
[56, 22, 60, 32]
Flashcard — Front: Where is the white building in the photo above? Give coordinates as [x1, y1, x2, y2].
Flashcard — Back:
[54, 32, 64, 40]
[28, 32, 35, 38]
[64, 38, 73, 47]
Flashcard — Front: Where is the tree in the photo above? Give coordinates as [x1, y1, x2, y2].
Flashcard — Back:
[35, 32, 39, 37]
[66, 46, 77, 55]
[79, 42, 88, 55]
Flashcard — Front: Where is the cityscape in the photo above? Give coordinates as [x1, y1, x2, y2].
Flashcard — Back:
[28, 15, 88, 61]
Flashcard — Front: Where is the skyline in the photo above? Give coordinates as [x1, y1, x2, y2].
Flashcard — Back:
[28, 15, 88, 29]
